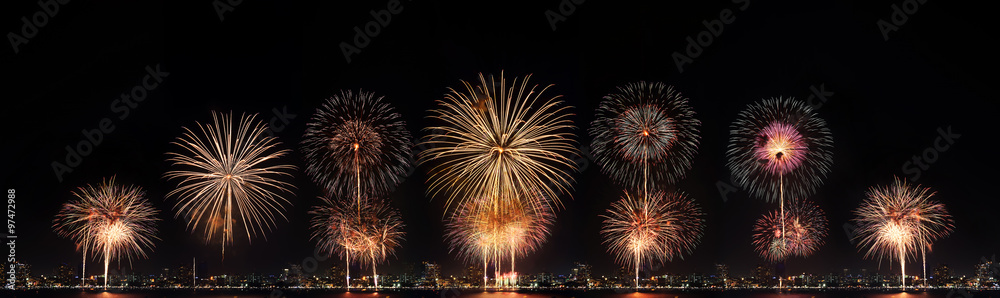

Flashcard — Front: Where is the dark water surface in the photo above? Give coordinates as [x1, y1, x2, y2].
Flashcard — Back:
[4, 288, 999, 298]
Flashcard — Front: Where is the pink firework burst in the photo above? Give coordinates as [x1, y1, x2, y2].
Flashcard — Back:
[727, 97, 833, 203]
[754, 122, 808, 176]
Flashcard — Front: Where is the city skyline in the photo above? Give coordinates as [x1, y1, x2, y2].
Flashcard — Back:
[3, 0, 997, 292]
[10, 258, 1000, 289]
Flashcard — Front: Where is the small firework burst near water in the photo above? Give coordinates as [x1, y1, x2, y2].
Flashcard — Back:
[727, 97, 834, 203]
[301, 90, 413, 198]
[445, 193, 555, 287]
[53, 177, 160, 288]
[590, 82, 701, 191]
[164, 111, 296, 256]
[353, 197, 406, 289]
[752, 198, 828, 262]
[852, 177, 954, 288]
[310, 195, 405, 288]
[601, 191, 704, 289]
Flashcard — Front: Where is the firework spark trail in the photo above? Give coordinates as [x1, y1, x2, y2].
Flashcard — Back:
[54, 188, 100, 286]
[445, 199, 505, 287]
[852, 177, 954, 289]
[53, 178, 160, 289]
[601, 191, 704, 290]
[308, 196, 363, 287]
[419, 72, 579, 212]
[504, 197, 555, 277]
[590, 82, 701, 193]
[353, 197, 405, 289]
[164, 112, 296, 257]
[752, 198, 828, 262]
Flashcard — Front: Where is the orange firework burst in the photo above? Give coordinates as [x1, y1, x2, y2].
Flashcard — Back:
[309, 195, 405, 289]
[53, 177, 160, 289]
[601, 191, 704, 290]
[852, 177, 954, 289]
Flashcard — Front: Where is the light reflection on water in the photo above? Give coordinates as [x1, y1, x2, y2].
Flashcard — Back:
[7, 289, 993, 298]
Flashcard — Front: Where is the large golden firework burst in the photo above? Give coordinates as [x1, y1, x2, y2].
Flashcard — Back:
[419, 72, 579, 212]
[164, 111, 296, 257]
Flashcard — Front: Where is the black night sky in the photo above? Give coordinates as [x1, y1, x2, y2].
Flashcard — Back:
[2, 0, 998, 280]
